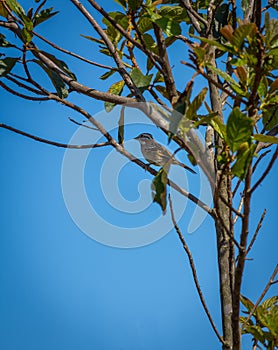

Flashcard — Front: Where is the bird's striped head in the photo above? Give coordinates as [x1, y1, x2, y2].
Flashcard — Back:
[134, 133, 154, 140]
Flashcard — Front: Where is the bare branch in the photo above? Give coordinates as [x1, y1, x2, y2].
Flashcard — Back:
[70, 0, 143, 100]
[0, 123, 110, 149]
[252, 149, 272, 174]
[153, 23, 178, 103]
[251, 146, 278, 194]
[180, 0, 207, 33]
[233, 166, 252, 350]
[68, 117, 99, 131]
[87, 0, 163, 70]
[0, 81, 48, 101]
[233, 197, 244, 225]
[241, 264, 278, 330]
[33, 31, 115, 70]
[246, 209, 266, 256]
[169, 195, 225, 346]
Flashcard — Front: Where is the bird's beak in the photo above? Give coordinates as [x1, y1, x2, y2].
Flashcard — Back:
[134, 135, 140, 140]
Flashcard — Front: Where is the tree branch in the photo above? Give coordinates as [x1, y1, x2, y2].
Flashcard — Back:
[70, 0, 143, 100]
[250, 146, 278, 194]
[0, 123, 110, 149]
[241, 264, 278, 330]
[153, 23, 178, 103]
[33, 31, 115, 70]
[246, 209, 266, 256]
[169, 195, 225, 346]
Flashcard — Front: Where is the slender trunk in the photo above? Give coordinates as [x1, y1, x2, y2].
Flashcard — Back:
[207, 48, 234, 349]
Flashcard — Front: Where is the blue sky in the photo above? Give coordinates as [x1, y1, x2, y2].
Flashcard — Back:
[0, 1, 277, 350]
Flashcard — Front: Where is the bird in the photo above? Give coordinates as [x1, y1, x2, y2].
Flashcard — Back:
[134, 133, 196, 174]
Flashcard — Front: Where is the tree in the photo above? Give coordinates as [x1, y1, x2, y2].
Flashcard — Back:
[0, 0, 277, 349]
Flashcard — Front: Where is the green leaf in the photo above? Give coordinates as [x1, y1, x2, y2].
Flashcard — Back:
[262, 106, 278, 131]
[191, 34, 235, 55]
[0, 57, 18, 77]
[130, 68, 153, 89]
[137, 15, 153, 33]
[212, 3, 229, 39]
[260, 296, 278, 311]
[40, 51, 76, 80]
[206, 63, 246, 95]
[118, 106, 125, 145]
[105, 80, 125, 112]
[100, 69, 117, 80]
[33, 7, 59, 27]
[0, 33, 14, 48]
[35, 60, 68, 98]
[154, 85, 169, 99]
[241, 295, 255, 312]
[127, 0, 142, 11]
[5, 0, 26, 19]
[80, 34, 105, 45]
[155, 16, 181, 36]
[253, 134, 278, 144]
[186, 87, 208, 120]
[232, 143, 256, 179]
[151, 167, 168, 214]
[230, 23, 257, 51]
[159, 5, 188, 23]
[169, 82, 193, 137]
[226, 108, 253, 152]
[114, 0, 127, 9]
[0, 2, 9, 17]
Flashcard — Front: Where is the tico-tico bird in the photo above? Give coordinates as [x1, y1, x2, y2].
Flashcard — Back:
[135, 133, 196, 174]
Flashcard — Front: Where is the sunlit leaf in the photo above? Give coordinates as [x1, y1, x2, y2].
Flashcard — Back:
[253, 134, 278, 144]
[33, 7, 59, 27]
[0, 57, 18, 77]
[105, 80, 125, 112]
[40, 51, 76, 80]
[130, 68, 153, 89]
[232, 143, 256, 179]
[155, 16, 181, 36]
[118, 106, 125, 145]
[152, 167, 168, 214]
[227, 108, 253, 152]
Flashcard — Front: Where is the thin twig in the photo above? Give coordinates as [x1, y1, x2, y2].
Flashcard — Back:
[70, 0, 143, 100]
[252, 149, 271, 173]
[33, 31, 115, 70]
[168, 195, 225, 346]
[0, 123, 111, 149]
[0, 81, 48, 101]
[241, 264, 278, 330]
[68, 117, 99, 131]
[246, 209, 266, 256]
[250, 146, 278, 194]
[233, 197, 244, 225]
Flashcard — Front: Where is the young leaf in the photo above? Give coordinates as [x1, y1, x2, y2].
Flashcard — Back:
[105, 80, 125, 112]
[226, 108, 253, 152]
[155, 17, 181, 36]
[232, 143, 256, 180]
[151, 167, 168, 214]
[0, 57, 18, 77]
[33, 7, 59, 27]
[253, 134, 278, 144]
[118, 106, 125, 145]
[39, 51, 76, 80]
[130, 68, 153, 89]
[35, 60, 68, 98]
[186, 87, 208, 120]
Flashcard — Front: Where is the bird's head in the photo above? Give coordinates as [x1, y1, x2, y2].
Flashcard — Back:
[134, 133, 154, 143]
